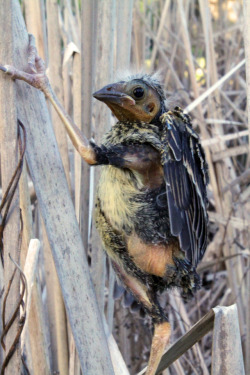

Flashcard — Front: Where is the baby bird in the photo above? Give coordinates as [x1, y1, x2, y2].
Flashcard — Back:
[0, 39, 208, 375]
[92, 74, 209, 374]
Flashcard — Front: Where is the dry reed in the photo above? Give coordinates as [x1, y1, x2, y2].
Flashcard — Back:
[0, 1, 248, 375]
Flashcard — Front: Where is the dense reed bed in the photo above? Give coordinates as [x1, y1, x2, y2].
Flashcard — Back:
[0, 1, 248, 374]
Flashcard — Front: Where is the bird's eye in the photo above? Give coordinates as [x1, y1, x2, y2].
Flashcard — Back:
[133, 87, 144, 98]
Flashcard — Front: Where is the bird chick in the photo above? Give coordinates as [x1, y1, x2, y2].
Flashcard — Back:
[91, 74, 208, 374]
[0, 41, 208, 375]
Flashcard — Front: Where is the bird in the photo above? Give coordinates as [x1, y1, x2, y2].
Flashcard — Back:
[91, 73, 209, 374]
[0, 41, 209, 375]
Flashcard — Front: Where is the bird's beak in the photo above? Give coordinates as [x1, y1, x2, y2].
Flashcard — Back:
[93, 83, 135, 107]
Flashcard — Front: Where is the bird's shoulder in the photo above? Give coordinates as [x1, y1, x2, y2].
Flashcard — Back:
[160, 107, 198, 137]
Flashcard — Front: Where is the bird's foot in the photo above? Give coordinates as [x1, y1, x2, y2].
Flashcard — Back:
[0, 34, 51, 97]
[146, 322, 171, 375]
[0, 34, 91, 156]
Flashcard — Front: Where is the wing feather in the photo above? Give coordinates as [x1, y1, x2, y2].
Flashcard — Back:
[160, 108, 208, 267]
[166, 187, 183, 236]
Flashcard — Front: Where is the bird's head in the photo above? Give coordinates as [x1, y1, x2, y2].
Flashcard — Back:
[93, 74, 166, 123]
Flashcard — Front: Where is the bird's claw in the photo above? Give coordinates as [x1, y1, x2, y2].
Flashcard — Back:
[0, 33, 50, 96]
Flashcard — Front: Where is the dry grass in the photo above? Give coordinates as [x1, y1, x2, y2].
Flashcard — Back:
[0, 0, 249, 374]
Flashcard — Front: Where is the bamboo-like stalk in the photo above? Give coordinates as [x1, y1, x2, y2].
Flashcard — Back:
[19, 151, 41, 373]
[19, 162, 33, 268]
[150, 0, 171, 69]
[28, 279, 51, 375]
[24, 0, 47, 62]
[115, 307, 132, 370]
[91, 0, 116, 310]
[73, 0, 80, 32]
[0, 1, 21, 373]
[104, 318, 130, 375]
[243, 1, 250, 372]
[71, 48, 82, 375]
[80, 0, 96, 252]
[0, 260, 3, 367]
[47, 0, 71, 189]
[68, 333, 81, 375]
[12, 2, 114, 373]
[212, 305, 245, 375]
[171, 361, 184, 375]
[73, 51, 82, 222]
[116, 0, 133, 71]
[132, 0, 146, 70]
[21, 239, 40, 345]
[46, 3, 71, 372]
[22, 235, 51, 374]
[62, 8, 73, 126]
[42, 220, 69, 375]
[64, 0, 80, 48]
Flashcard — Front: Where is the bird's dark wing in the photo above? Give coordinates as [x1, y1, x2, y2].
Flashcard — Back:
[160, 108, 209, 267]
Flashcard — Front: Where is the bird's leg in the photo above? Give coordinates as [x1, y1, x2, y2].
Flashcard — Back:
[112, 261, 171, 375]
[146, 320, 171, 375]
[0, 34, 96, 165]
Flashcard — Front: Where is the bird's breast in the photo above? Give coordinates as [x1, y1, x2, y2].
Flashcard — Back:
[96, 165, 145, 233]
[96, 165, 171, 242]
